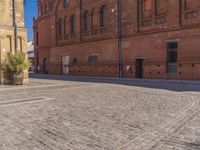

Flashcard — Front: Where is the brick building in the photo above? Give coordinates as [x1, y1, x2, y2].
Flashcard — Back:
[0, 0, 28, 83]
[34, 0, 200, 80]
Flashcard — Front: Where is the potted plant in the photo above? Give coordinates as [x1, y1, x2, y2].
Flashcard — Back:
[1, 59, 12, 85]
[1, 52, 30, 85]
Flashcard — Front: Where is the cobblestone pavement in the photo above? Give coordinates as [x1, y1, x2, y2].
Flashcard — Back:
[0, 74, 200, 150]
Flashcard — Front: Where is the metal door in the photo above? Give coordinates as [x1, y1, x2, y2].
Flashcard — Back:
[62, 56, 69, 75]
[135, 59, 144, 78]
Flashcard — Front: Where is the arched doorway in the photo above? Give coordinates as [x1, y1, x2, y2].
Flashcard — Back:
[43, 57, 48, 74]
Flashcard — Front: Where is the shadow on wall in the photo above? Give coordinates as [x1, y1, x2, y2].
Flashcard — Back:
[29, 73, 200, 92]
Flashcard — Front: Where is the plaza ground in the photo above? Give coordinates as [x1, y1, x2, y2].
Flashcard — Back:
[0, 74, 200, 150]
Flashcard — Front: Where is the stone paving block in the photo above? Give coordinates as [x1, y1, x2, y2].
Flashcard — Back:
[0, 76, 199, 150]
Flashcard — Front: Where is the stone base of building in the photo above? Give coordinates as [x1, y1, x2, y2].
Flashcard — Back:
[37, 62, 200, 81]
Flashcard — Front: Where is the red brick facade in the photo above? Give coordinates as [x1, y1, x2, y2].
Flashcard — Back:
[34, 0, 200, 80]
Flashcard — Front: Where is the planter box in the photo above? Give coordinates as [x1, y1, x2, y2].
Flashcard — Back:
[2, 72, 11, 85]
[11, 72, 24, 85]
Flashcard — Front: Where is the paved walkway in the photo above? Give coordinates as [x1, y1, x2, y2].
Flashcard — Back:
[0, 74, 200, 150]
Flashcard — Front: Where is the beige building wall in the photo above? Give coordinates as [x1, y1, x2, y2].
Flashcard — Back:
[0, 0, 28, 83]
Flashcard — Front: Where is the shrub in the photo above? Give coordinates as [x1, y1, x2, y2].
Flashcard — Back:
[1, 51, 30, 73]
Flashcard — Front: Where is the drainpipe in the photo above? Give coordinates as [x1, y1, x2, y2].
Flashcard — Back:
[12, 0, 18, 51]
[80, 0, 82, 41]
[117, 0, 123, 78]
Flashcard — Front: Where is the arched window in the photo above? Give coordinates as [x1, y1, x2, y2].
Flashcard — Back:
[83, 10, 90, 30]
[70, 15, 75, 33]
[91, 9, 95, 29]
[40, 4, 44, 16]
[144, 0, 152, 11]
[57, 19, 62, 35]
[184, 0, 200, 10]
[64, 17, 67, 34]
[155, 0, 168, 16]
[64, 0, 69, 8]
[49, 1, 53, 11]
[100, 5, 107, 27]
[44, 3, 48, 13]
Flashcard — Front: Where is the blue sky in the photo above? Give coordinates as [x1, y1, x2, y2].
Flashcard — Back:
[24, 0, 37, 41]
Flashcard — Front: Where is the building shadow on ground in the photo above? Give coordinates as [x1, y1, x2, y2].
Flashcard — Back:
[29, 73, 200, 92]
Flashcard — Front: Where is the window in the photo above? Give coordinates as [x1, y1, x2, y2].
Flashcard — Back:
[70, 15, 75, 33]
[72, 57, 78, 64]
[91, 9, 94, 29]
[49, 2, 52, 11]
[83, 11, 90, 30]
[100, 5, 107, 27]
[64, 0, 69, 8]
[44, 3, 47, 13]
[88, 54, 98, 64]
[57, 19, 62, 35]
[167, 42, 178, 74]
[144, 0, 152, 11]
[155, 0, 167, 16]
[40, 4, 44, 16]
[184, 0, 200, 10]
[36, 32, 39, 46]
[64, 17, 67, 34]
[44, 3, 48, 13]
